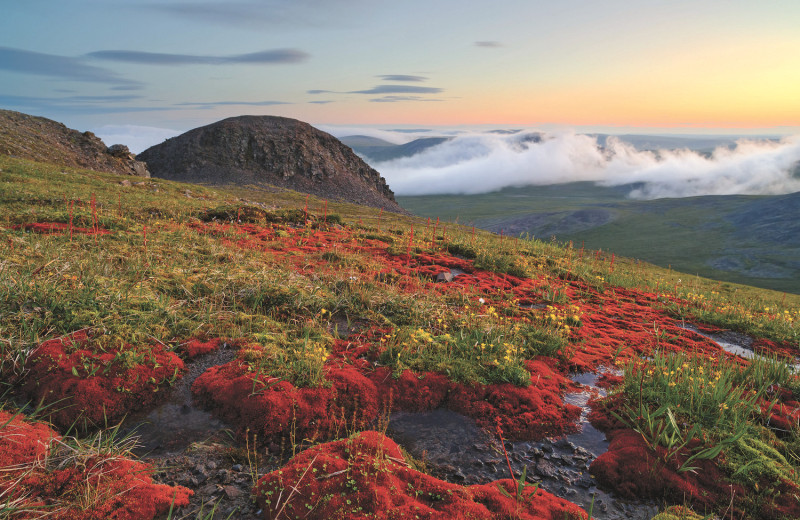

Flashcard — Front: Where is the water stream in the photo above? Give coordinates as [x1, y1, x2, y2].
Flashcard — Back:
[386, 368, 659, 519]
[680, 323, 800, 370]
[121, 345, 236, 457]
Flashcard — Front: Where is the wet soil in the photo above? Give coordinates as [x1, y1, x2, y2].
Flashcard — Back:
[386, 369, 659, 520]
[121, 345, 275, 519]
[122, 346, 237, 457]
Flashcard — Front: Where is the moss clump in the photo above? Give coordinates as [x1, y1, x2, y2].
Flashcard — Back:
[650, 505, 704, 520]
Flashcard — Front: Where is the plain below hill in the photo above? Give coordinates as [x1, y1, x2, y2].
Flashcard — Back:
[398, 184, 800, 294]
[139, 116, 407, 214]
[0, 109, 149, 177]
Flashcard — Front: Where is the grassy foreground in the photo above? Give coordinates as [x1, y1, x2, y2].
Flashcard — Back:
[1, 155, 799, 519]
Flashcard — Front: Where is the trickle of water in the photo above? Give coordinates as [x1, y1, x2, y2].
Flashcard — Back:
[680, 323, 800, 370]
[385, 367, 658, 520]
[122, 346, 236, 456]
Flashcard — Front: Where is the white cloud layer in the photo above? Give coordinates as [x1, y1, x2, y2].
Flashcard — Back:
[91, 124, 181, 154]
[374, 132, 800, 199]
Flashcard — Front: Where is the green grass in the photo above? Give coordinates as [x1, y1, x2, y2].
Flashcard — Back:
[399, 183, 800, 294]
[612, 351, 800, 507]
[2, 154, 800, 520]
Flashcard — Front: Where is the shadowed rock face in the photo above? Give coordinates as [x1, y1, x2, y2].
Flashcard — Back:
[0, 109, 149, 177]
[138, 115, 407, 213]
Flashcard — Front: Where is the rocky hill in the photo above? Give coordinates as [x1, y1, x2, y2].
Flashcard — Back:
[0, 109, 149, 177]
[138, 116, 406, 213]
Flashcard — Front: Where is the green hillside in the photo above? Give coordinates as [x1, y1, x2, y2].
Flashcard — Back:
[398, 183, 800, 294]
[2, 155, 799, 520]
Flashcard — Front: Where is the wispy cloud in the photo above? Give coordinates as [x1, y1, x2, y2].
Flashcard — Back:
[87, 49, 309, 65]
[475, 41, 503, 48]
[376, 74, 428, 82]
[349, 85, 443, 95]
[110, 85, 145, 91]
[0, 94, 171, 114]
[175, 100, 289, 108]
[0, 47, 142, 86]
[139, 1, 354, 29]
[141, 1, 291, 27]
[307, 89, 334, 94]
[309, 100, 334, 104]
[370, 95, 442, 103]
[1, 94, 142, 105]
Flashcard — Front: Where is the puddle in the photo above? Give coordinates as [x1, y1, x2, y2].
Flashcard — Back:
[122, 345, 236, 457]
[680, 323, 800, 370]
[521, 303, 548, 310]
[679, 323, 756, 359]
[386, 368, 658, 519]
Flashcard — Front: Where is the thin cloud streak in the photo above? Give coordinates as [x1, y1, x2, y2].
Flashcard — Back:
[474, 41, 503, 48]
[87, 49, 309, 65]
[175, 100, 289, 107]
[370, 96, 442, 103]
[376, 75, 428, 82]
[349, 85, 443, 95]
[0, 47, 142, 86]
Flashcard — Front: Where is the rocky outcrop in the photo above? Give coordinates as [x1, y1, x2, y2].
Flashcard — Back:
[138, 115, 405, 213]
[0, 109, 149, 177]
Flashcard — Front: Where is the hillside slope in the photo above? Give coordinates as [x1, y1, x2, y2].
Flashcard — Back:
[0, 109, 149, 177]
[139, 115, 406, 213]
[1, 154, 799, 520]
[399, 184, 800, 294]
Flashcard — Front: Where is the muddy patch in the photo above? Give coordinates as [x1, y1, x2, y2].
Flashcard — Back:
[386, 369, 659, 519]
[122, 345, 236, 457]
[125, 344, 276, 519]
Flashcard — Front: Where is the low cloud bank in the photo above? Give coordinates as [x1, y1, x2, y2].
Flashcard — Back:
[376, 132, 800, 199]
[92, 125, 180, 154]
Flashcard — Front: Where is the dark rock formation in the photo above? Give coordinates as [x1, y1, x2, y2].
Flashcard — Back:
[138, 115, 405, 213]
[0, 109, 149, 177]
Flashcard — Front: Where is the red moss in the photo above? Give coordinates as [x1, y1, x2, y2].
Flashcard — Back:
[595, 372, 624, 390]
[0, 410, 58, 466]
[254, 430, 586, 520]
[590, 428, 746, 514]
[178, 337, 225, 358]
[16, 457, 191, 520]
[12, 222, 110, 235]
[22, 331, 184, 429]
[0, 411, 190, 520]
[752, 337, 799, 359]
[192, 354, 379, 443]
[193, 324, 582, 443]
[368, 367, 451, 412]
[447, 360, 581, 440]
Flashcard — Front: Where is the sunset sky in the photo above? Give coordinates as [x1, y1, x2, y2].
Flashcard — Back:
[2, 0, 799, 141]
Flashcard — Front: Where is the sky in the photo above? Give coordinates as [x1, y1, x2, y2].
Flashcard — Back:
[2, 0, 800, 149]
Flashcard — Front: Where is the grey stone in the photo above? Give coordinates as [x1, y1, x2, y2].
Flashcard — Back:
[435, 272, 453, 283]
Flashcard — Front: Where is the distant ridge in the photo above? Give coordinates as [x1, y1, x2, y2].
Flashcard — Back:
[139, 116, 406, 213]
[0, 109, 149, 177]
[342, 135, 451, 163]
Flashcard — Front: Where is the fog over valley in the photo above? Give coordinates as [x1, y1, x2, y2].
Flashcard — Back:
[355, 131, 800, 199]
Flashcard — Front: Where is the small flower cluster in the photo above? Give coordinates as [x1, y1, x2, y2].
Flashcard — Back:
[543, 304, 583, 335]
